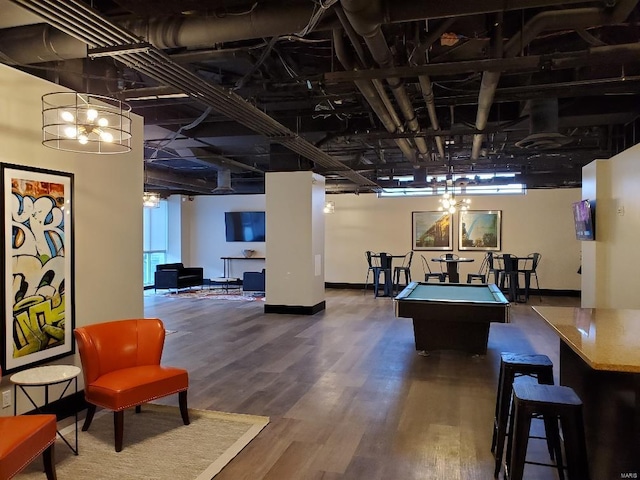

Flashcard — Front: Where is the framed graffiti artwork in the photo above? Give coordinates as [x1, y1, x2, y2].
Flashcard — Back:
[1, 164, 74, 373]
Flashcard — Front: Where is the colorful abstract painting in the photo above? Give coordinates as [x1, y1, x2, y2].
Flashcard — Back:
[2, 164, 74, 373]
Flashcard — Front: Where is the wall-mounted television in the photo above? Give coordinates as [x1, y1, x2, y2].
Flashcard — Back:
[572, 200, 595, 241]
[224, 211, 266, 242]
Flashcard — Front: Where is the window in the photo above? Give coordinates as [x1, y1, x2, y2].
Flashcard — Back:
[143, 200, 168, 287]
[378, 173, 525, 197]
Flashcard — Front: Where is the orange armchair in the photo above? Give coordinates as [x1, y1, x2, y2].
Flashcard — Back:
[0, 372, 57, 480]
[74, 318, 189, 452]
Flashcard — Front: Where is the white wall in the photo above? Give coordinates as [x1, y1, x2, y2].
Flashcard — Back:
[0, 64, 143, 410]
[189, 194, 267, 278]
[187, 188, 582, 291]
[582, 143, 640, 308]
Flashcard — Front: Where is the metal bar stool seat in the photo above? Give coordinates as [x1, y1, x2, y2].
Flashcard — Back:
[492, 352, 556, 478]
[506, 383, 590, 480]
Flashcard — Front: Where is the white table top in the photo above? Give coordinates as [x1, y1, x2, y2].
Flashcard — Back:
[10, 365, 81, 385]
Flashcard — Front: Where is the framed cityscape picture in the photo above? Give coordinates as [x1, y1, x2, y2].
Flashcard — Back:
[458, 210, 502, 251]
[412, 211, 453, 250]
[1, 164, 75, 373]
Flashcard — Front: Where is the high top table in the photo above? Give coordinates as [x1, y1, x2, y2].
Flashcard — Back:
[532, 306, 640, 479]
[430, 256, 474, 283]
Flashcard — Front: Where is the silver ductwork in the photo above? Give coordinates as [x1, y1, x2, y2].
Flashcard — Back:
[212, 169, 235, 195]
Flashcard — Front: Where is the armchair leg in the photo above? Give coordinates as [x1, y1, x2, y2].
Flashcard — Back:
[179, 390, 190, 425]
[43, 443, 57, 480]
[82, 403, 96, 431]
[114, 410, 124, 452]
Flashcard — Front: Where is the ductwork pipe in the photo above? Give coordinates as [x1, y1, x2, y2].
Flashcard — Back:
[334, 6, 406, 135]
[413, 18, 456, 161]
[1, 0, 622, 65]
[333, 29, 416, 163]
[341, 0, 430, 158]
[471, 0, 639, 159]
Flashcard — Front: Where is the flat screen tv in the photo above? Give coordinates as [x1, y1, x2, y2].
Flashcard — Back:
[224, 211, 265, 242]
[572, 200, 595, 241]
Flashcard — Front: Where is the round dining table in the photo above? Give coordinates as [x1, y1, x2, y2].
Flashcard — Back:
[431, 257, 474, 283]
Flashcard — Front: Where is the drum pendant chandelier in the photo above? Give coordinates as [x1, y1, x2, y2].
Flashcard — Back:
[42, 92, 132, 154]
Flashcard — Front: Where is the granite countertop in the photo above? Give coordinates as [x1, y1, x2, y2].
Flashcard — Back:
[533, 306, 640, 373]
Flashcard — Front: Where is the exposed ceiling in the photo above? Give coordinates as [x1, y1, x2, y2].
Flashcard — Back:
[1, 0, 639, 195]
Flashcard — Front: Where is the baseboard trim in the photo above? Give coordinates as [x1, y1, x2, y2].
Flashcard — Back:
[324, 282, 580, 297]
[264, 301, 326, 315]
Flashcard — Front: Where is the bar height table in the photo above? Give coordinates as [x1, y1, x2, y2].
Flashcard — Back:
[11, 364, 81, 455]
[430, 257, 474, 283]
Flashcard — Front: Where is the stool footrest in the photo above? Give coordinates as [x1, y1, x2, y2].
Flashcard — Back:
[523, 460, 567, 469]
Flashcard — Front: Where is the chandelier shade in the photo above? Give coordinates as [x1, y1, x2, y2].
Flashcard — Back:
[42, 92, 132, 154]
[438, 176, 471, 214]
[323, 200, 335, 214]
[143, 192, 161, 208]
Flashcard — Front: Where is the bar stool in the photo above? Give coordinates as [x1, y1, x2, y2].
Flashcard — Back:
[491, 353, 555, 478]
[506, 383, 590, 480]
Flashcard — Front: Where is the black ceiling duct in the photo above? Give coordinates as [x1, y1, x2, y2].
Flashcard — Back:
[515, 98, 573, 149]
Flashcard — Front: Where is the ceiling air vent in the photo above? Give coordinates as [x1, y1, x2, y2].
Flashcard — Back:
[212, 169, 235, 194]
[515, 98, 572, 149]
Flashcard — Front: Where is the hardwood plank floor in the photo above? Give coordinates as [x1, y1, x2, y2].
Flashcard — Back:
[145, 289, 580, 480]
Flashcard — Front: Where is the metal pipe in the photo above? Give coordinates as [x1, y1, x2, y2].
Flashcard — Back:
[471, 0, 639, 159]
[341, 0, 429, 158]
[333, 28, 416, 162]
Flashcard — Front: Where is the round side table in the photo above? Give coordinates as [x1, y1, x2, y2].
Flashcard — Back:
[10, 365, 81, 455]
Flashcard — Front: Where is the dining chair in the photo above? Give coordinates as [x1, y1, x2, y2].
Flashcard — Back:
[518, 252, 542, 301]
[467, 253, 490, 283]
[421, 255, 445, 282]
[364, 251, 378, 294]
[74, 318, 190, 452]
[393, 251, 413, 294]
[0, 371, 57, 480]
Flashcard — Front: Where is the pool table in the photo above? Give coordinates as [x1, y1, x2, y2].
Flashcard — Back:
[395, 282, 510, 355]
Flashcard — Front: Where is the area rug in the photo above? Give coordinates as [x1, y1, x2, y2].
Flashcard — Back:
[16, 404, 269, 480]
[163, 289, 265, 301]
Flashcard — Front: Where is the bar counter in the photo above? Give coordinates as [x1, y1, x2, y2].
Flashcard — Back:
[533, 306, 640, 373]
[533, 306, 640, 479]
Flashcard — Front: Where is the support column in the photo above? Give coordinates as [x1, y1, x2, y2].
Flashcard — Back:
[581, 160, 610, 307]
[264, 172, 326, 314]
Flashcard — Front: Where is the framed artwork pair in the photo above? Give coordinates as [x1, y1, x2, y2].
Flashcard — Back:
[1, 164, 75, 374]
[412, 210, 502, 251]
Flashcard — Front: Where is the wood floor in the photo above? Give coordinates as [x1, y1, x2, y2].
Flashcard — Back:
[145, 289, 580, 480]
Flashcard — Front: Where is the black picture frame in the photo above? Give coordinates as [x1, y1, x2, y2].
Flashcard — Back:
[1, 164, 75, 374]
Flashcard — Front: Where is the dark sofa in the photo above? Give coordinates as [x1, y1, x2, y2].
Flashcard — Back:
[242, 269, 265, 292]
[155, 263, 204, 292]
